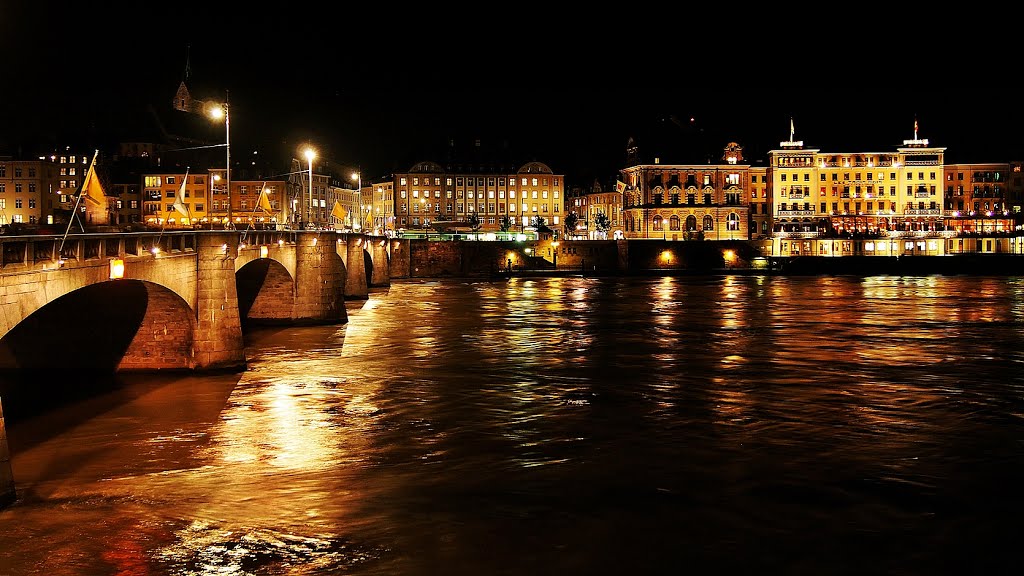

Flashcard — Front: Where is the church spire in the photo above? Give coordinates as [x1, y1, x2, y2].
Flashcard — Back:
[183, 44, 191, 82]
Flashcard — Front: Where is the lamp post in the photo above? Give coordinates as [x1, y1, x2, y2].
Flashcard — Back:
[211, 174, 221, 227]
[351, 170, 361, 231]
[208, 94, 231, 227]
[304, 147, 316, 228]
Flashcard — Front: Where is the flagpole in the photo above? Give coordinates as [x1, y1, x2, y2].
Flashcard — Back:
[158, 167, 191, 251]
[242, 181, 266, 243]
[58, 149, 98, 260]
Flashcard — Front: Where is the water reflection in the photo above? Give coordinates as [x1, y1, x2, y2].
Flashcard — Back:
[2, 276, 1024, 574]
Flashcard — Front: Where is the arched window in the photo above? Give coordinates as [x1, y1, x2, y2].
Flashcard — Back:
[685, 215, 697, 231]
[703, 215, 714, 230]
[653, 215, 663, 231]
[727, 213, 740, 231]
[669, 215, 681, 230]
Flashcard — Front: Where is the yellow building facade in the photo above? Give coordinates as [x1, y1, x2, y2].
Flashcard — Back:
[393, 161, 564, 236]
[769, 129, 950, 257]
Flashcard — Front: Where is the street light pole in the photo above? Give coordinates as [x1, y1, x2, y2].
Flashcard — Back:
[304, 148, 316, 228]
[351, 170, 361, 231]
[225, 92, 231, 226]
[208, 93, 231, 227]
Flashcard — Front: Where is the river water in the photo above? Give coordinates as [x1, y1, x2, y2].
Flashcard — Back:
[2, 274, 1024, 575]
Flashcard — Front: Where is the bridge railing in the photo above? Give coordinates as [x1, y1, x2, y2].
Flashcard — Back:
[0, 231, 204, 269]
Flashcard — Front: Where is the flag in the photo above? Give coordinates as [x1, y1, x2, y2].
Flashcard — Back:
[914, 118, 919, 136]
[79, 151, 106, 206]
[616, 180, 626, 194]
[257, 185, 273, 213]
[331, 201, 347, 222]
[171, 168, 190, 217]
[790, 117, 795, 139]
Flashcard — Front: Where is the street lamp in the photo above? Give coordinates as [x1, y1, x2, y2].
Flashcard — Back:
[351, 170, 361, 231]
[304, 147, 316, 228]
[208, 95, 230, 227]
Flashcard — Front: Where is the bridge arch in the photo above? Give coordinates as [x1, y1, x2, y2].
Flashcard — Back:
[0, 279, 195, 373]
[236, 257, 296, 325]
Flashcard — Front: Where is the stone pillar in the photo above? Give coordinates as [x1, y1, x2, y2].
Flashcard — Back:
[192, 233, 246, 370]
[294, 233, 347, 324]
[617, 238, 630, 273]
[369, 237, 391, 287]
[389, 238, 412, 279]
[0, 397, 15, 508]
[344, 235, 369, 300]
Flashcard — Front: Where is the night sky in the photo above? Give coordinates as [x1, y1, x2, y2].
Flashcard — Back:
[4, 5, 1021, 186]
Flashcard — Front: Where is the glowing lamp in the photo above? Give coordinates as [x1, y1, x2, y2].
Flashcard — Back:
[260, 245, 269, 258]
[109, 258, 125, 279]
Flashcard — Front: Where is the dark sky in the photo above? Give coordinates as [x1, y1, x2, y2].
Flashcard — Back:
[4, 5, 1021, 186]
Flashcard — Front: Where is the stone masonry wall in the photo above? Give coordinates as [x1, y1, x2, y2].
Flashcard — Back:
[243, 260, 295, 322]
[117, 284, 194, 370]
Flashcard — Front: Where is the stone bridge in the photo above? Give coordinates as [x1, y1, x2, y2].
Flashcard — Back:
[0, 230, 392, 373]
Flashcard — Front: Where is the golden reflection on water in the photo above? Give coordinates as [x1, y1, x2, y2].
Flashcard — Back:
[720, 275, 747, 330]
[6, 275, 1024, 574]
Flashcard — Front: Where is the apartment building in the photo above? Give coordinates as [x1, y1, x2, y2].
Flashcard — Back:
[392, 161, 564, 236]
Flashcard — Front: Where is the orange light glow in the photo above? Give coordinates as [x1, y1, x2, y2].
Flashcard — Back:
[109, 258, 124, 279]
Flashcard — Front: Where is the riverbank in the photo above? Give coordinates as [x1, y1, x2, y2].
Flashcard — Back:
[769, 254, 1024, 275]
[471, 253, 1024, 279]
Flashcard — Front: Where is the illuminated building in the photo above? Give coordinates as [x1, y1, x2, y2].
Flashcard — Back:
[749, 166, 770, 239]
[581, 179, 622, 240]
[143, 171, 207, 227]
[0, 157, 44, 228]
[372, 180, 395, 235]
[392, 160, 563, 237]
[619, 141, 751, 241]
[769, 122, 951, 257]
[943, 163, 1012, 234]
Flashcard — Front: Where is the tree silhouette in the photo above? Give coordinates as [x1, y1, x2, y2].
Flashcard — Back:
[467, 212, 481, 231]
[563, 212, 579, 238]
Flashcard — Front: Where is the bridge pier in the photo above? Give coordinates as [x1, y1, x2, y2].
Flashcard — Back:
[0, 398, 14, 507]
[192, 233, 246, 370]
[293, 233, 347, 324]
[388, 238, 412, 279]
[344, 235, 369, 300]
[368, 236, 391, 287]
